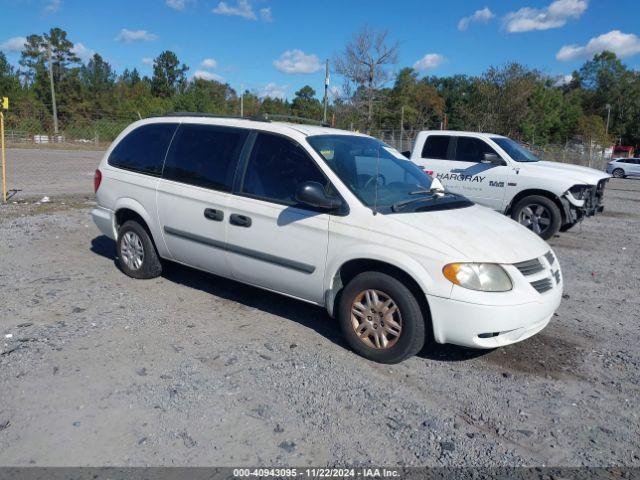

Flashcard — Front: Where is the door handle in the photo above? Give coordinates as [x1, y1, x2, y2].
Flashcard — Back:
[229, 214, 252, 227]
[204, 208, 224, 222]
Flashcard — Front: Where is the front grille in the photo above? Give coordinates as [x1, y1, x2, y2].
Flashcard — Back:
[531, 278, 553, 294]
[545, 251, 555, 266]
[514, 258, 544, 276]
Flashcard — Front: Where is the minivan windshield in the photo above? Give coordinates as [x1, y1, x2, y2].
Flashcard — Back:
[491, 137, 539, 162]
[307, 134, 471, 213]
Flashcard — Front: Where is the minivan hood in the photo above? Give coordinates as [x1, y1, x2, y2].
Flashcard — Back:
[524, 160, 610, 185]
[389, 204, 549, 264]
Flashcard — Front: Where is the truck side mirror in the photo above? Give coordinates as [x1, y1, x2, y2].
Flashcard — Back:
[295, 181, 342, 211]
[482, 153, 506, 166]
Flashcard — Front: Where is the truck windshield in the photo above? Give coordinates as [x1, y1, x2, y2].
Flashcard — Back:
[307, 134, 470, 213]
[491, 137, 540, 162]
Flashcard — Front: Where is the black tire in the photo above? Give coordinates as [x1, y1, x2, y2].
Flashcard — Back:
[510, 195, 561, 240]
[612, 168, 625, 179]
[117, 220, 162, 279]
[338, 272, 426, 364]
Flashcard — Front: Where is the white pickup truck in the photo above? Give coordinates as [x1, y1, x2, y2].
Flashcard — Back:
[408, 131, 610, 239]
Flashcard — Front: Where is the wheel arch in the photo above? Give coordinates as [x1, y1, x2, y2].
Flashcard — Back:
[325, 257, 432, 336]
[113, 199, 157, 243]
[505, 188, 566, 223]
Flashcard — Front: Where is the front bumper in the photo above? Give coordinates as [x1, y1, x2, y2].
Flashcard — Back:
[426, 284, 562, 349]
[562, 179, 608, 225]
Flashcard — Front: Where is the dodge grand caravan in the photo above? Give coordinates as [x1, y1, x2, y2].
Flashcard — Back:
[92, 114, 563, 363]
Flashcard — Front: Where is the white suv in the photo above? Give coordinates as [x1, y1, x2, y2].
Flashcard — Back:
[409, 131, 610, 239]
[92, 114, 562, 363]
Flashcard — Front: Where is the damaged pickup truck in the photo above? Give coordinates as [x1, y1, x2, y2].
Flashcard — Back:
[408, 131, 610, 239]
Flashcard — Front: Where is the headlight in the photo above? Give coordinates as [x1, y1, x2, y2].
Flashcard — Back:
[568, 184, 591, 200]
[443, 263, 513, 292]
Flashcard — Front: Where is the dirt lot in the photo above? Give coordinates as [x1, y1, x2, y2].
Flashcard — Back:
[0, 152, 639, 466]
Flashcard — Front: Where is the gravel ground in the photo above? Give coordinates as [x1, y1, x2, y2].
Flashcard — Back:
[0, 179, 638, 467]
[4, 148, 102, 199]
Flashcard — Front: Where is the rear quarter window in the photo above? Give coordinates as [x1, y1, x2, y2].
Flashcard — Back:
[108, 123, 178, 176]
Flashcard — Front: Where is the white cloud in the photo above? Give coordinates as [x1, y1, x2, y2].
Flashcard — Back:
[273, 49, 322, 74]
[259, 7, 272, 22]
[458, 7, 494, 31]
[142, 57, 154, 67]
[259, 82, 288, 99]
[554, 74, 574, 86]
[200, 58, 217, 69]
[71, 43, 95, 62]
[504, 0, 588, 33]
[556, 30, 640, 61]
[212, 0, 256, 20]
[44, 0, 61, 13]
[193, 70, 224, 81]
[0, 36, 26, 53]
[115, 29, 158, 43]
[413, 53, 446, 72]
[165, 0, 191, 10]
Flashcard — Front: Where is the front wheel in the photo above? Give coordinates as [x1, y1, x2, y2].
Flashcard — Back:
[612, 168, 625, 178]
[338, 272, 426, 364]
[511, 195, 561, 240]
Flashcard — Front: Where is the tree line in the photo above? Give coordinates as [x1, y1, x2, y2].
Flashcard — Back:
[0, 26, 638, 147]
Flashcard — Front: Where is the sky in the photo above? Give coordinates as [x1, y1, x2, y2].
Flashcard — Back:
[0, 0, 639, 99]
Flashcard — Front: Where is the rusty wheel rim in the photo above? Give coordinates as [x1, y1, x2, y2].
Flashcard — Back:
[350, 289, 402, 350]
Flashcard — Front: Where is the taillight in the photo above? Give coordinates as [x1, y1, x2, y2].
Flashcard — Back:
[94, 169, 102, 193]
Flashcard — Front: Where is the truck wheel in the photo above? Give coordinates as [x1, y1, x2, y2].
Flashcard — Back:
[612, 168, 625, 178]
[511, 195, 561, 240]
[117, 220, 162, 279]
[338, 272, 426, 364]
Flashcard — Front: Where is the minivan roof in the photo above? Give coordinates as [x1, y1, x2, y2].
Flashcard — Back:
[150, 114, 365, 138]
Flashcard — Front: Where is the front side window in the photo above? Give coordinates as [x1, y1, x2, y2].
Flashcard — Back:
[108, 123, 178, 175]
[454, 137, 498, 162]
[241, 132, 328, 205]
[308, 135, 470, 213]
[421, 135, 451, 159]
[163, 124, 248, 191]
[491, 137, 540, 162]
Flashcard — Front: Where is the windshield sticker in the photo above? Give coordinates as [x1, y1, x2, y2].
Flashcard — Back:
[383, 146, 408, 160]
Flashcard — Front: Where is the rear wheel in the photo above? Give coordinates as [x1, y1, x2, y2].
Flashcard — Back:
[511, 195, 561, 240]
[117, 220, 162, 279]
[612, 168, 625, 178]
[338, 272, 426, 364]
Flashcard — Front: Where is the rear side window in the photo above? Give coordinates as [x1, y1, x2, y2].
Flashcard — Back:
[421, 135, 451, 159]
[454, 137, 498, 162]
[163, 124, 248, 192]
[108, 123, 177, 176]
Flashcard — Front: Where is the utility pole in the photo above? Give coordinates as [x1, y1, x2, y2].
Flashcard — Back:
[605, 104, 611, 135]
[47, 43, 59, 135]
[240, 84, 244, 117]
[323, 59, 329, 124]
[399, 106, 404, 152]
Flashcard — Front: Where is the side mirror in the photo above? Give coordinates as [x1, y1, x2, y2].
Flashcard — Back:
[295, 181, 341, 211]
[482, 153, 506, 165]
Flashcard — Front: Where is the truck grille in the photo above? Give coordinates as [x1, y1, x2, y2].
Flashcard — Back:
[514, 258, 544, 276]
[545, 251, 555, 266]
[531, 278, 554, 294]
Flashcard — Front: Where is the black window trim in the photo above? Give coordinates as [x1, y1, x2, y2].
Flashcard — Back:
[232, 129, 348, 216]
[107, 122, 180, 177]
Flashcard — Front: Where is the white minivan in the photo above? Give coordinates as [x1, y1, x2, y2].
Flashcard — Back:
[92, 114, 562, 363]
